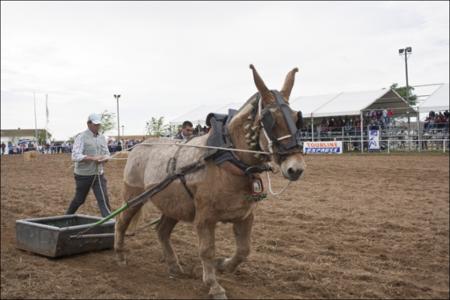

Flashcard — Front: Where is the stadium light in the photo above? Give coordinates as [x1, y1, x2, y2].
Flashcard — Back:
[398, 46, 412, 103]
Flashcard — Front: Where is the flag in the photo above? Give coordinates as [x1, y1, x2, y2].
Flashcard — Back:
[46, 94, 49, 125]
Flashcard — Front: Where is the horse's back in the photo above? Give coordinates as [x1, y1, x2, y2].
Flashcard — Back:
[123, 135, 209, 188]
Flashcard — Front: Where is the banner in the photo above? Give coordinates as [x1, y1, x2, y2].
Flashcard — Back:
[303, 141, 343, 154]
[368, 129, 380, 150]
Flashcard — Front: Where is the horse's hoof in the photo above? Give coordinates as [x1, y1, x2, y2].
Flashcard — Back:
[214, 258, 235, 273]
[115, 252, 127, 266]
[168, 264, 185, 278]
[210, 292, 227, 300]
[214, 258, 226, 272]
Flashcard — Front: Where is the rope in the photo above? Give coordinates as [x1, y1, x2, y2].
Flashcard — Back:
[138, 142, 270, 155]
[265, 171, 291, 196]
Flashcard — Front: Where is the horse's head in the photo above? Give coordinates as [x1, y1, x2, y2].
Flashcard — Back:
[249, 64, 306, 181]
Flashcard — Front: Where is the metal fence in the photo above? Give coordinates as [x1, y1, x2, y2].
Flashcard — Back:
[298, 124, 449, 153]
[339, 139, 449, 153]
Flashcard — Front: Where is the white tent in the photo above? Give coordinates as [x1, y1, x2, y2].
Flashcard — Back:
[171, 87, 417, 126]
[170, 102, 243, 126]
[289, 93, 341, 117]
[290, 88, 416, 118]
[418, 83, 449, 112]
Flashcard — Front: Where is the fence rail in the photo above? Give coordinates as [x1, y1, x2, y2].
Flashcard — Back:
[334, 139, 449, 153]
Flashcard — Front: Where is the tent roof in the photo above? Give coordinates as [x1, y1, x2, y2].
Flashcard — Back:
[289, 93, 340, 116]
[171, 87, 419, 124]
[170, 102, 242, 125]
[418, 83, 449, 112]
[290, 88, 416, 118]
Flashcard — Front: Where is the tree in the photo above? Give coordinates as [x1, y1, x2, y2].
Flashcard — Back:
[391, 83, 417, 106]
[38, 130, 51, 145]
[145, 116, 168, 137]
[100, 110, 116, 134]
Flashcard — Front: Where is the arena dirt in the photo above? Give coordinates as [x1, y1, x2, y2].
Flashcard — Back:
[1, 153, 449, 299]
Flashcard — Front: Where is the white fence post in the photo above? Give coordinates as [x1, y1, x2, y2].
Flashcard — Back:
[387, 139, 390, 154]
[444, 139, 446, 153]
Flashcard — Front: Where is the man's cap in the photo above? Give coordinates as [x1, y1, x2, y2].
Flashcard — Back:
[88, 113, 102, 124]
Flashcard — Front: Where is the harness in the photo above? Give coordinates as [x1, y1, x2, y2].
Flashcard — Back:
[205, 109, 272, 175]
[72, 90, 304, 238]
[205, 91, 304, 171]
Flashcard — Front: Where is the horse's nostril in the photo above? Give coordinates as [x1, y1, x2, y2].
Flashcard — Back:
[287, 168, 303, 179]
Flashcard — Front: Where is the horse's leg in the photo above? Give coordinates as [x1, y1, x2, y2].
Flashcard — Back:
[114, 184, 144, 265]
[156, 214, 183, 276]
[216, 213, 253, 273]
[196, 220, 227, 300]
[125, 207, 142, 236]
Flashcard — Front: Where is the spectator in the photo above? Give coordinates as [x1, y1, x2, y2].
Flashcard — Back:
[175, 120, 194, 141]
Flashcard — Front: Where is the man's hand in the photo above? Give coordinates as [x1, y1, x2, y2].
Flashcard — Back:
[83, 155, 104, 162]
[97, 155, 109, 163]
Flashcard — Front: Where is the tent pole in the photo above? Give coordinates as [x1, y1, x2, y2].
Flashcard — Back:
[360, 111, 363, 153]
[311, 113, 314, 142]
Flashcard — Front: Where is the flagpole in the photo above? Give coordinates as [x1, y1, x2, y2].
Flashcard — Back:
[45, 94, 49, 143]
[34, 92, 38, 146]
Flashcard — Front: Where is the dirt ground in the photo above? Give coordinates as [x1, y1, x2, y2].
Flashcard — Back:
[1, 153, 449, 299]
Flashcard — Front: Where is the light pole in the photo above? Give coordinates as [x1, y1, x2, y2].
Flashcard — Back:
[398, 47, 412, 103]
[121, 125, 124, 137]
[114, 94, 121, 146]
[399, 47, 412, 149]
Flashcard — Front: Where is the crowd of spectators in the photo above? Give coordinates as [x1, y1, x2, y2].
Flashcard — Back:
[424, 110, 449, 132]
[0, 141, 73, 155]
[107, 138, 144, 153]
[0, 138, 147, 156]
[305, 109, 395, 135]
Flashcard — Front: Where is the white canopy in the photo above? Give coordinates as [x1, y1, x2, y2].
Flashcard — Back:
[418, 83, 449, 112]
[170, 102, 242, 125]
[171, 87, 418, 125]
[290, 88, 415, 118]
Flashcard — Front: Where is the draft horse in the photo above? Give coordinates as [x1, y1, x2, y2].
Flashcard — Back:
[114, 65, 306, 299]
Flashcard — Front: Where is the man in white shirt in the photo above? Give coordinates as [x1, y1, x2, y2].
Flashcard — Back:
[66, 113, 112, 217]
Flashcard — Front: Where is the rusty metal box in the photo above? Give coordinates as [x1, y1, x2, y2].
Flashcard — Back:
[16, 214, 115, 258]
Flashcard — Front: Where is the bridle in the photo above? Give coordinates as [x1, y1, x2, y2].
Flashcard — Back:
[257, 90, 304, 161]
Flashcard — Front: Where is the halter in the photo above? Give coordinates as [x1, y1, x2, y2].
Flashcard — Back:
[257, 90, 304, 160]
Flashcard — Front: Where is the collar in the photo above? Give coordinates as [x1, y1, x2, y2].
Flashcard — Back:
[87, 128, 99, 137]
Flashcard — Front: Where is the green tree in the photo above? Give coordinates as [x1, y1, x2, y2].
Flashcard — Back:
[38, 130, 51, 145]
[100, 110, 116, 134]
[145, 116, 168, 137]
[391, 83, 417, 106]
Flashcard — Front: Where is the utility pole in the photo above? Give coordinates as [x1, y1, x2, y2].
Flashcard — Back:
[45, 94, 49, 144]
[114, 94, 121, 145]
[33, 92, 38, 146]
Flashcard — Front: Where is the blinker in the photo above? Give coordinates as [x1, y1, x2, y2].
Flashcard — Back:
[259, 90, 304, 157]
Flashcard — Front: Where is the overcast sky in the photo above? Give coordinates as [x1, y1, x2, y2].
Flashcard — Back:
[1, 1, 449, 140]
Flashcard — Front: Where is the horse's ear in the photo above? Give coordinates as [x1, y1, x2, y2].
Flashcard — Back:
[280, 67, 299, 102]
[249, 64, 273, 105]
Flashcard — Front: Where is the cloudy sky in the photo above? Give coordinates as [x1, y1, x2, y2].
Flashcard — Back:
[1, 1, 448, 140]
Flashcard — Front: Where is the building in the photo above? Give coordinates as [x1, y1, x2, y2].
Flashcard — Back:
[0, 128, 51, 145]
